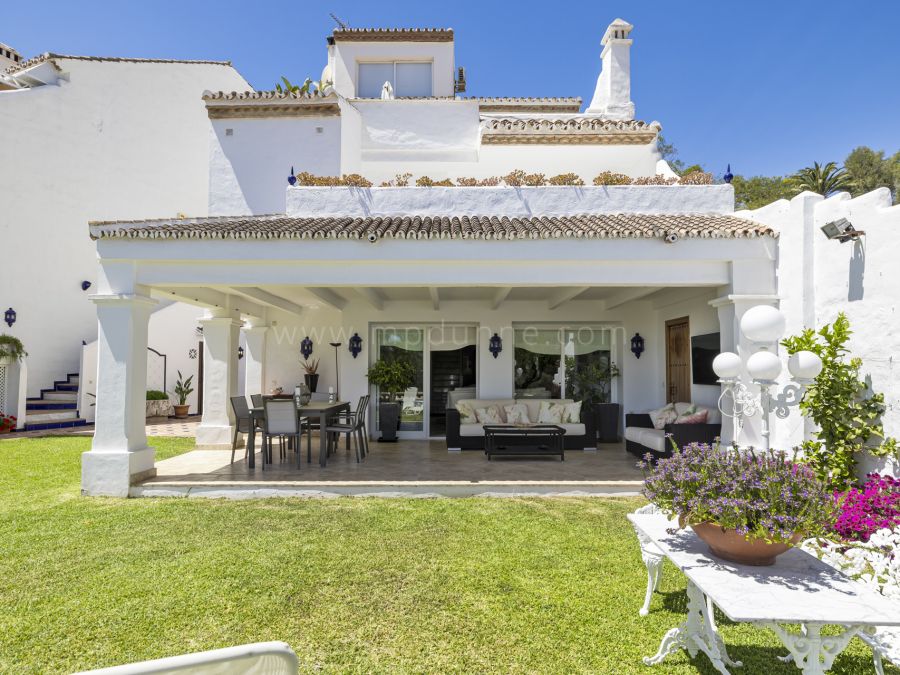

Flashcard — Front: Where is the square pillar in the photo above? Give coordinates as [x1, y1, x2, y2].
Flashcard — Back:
[82, 293, 157, 496]
[241, 325, 269, 398]
[195, 314, 242, 447]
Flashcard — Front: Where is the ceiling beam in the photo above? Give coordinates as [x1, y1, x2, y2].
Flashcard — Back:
[650, 287, 716, 310]
[306, 287, 347, 311]
[152, 287, 266, 319]
[547, 286, 589, 310]
[356, 287, 386, 311]
[491, 286, 512, 310]
[603, 287, 660, 310]
[428, 287, 440, 311]
[230, 287, 303, 316]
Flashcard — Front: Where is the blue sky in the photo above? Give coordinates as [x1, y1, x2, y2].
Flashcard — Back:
[6, 1, 899, 177]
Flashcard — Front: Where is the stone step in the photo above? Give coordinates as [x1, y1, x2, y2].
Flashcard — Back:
[39, 391, 78, 401]
[53, 383, 79, 392]
[24, 418, 88, 432]
[26, 410, 80, 423]
[27, 401, 77, 411]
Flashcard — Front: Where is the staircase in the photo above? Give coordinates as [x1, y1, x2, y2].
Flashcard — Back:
[24, 373, 88, 431]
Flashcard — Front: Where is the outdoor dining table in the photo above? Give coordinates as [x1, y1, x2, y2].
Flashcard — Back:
[246, 400, 351, 469]
[629, 512, 900, 675]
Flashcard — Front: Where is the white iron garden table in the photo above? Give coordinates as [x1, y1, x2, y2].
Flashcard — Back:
[628, 513, 900, 675]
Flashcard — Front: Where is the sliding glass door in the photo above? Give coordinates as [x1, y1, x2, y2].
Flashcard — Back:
[373, 327, 424, 434]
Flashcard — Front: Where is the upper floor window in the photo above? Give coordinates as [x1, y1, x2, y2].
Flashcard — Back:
[358, 61, 432, 98]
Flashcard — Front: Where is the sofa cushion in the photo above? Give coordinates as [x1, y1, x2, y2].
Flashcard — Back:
[649, 403, 677, 429]
[672, 402, 721, 425]
[624, 426, 646, 444]
[538, 401, 566, 424]
[460, 423, 486, 437]
[457, 399, 516, 422]
[456, 401, 477, 424]
[637, 428, 668, 454]
[559, 423, 585, 436]
[475, 406, 503, 424]
[561, 401, 582, 423]
[504, 403, 531, 424]
[676, 409, 709, 424]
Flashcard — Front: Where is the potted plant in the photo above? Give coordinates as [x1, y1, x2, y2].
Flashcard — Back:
[171, 371, 194, 419]
[302, 358, 320, 392]
[0, 413, 17, 434]
[145, 390, 171, 418]
[366, 358, 415, 442]
[0, 335, 27, 366]
[565, 357, 620, 442]
[642, 443, 835, 565]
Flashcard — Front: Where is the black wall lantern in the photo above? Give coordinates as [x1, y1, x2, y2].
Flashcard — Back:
[489, 332, 503, 359]
[288, 166, 297, 186]
[81, 281, 92, 291]
[349, 332, 363, 358]
[4, 308, 16, 328]
[237, 346, 245, 360]
[300, 336, 314, 360]
[631, 333, 645, 359]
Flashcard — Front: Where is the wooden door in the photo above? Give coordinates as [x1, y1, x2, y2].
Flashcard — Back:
[665, 317, 691, 404]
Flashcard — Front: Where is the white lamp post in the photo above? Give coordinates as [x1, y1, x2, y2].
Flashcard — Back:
[713, 306, 822, 451]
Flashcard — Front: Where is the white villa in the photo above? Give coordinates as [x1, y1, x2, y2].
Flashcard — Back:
[1, 20, 897, 497]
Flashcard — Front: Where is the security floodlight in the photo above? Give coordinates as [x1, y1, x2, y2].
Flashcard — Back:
[821, 218, 864, 243]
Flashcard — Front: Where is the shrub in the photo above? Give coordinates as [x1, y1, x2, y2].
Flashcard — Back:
[548, 173, 585, 186]
[146, 390, 168, 401]
[456, 177, 479, 186]
[0, 413, 16, 432]
[833, 474, 900, 542]
[679, 170, 714, 185]
[502, 169, 527, 187]
[294, 172, 341, 186]
[592, 171, 633, 186]
[782, 313, 898, 489]
[642, 443, 835, 544]
[341, 173, 373, 188]
[0, 335, 27, 361]
[432, 178, 454, 187]
[633, 174, 677, 185]
[415, 176, 435, 187]
[524, 173, 546, 186]
[477, 176, 501, 186]
[393, 172, 413, 187]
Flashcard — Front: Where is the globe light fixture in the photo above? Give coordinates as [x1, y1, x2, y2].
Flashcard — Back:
[740, 305, 786, 344]
[712, 352, 742, 381]
[715, 305, 818, 451]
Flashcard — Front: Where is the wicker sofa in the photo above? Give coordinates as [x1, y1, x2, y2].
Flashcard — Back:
[624, 403, 721, 460]
[446, 398, 596, 451]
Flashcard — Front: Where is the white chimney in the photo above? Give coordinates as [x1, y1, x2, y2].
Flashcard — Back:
[586, 18, 635, 120]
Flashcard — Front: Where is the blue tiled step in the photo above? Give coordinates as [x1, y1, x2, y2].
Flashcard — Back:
[23, 419, 88, 432]
[26, 401, 77, 411]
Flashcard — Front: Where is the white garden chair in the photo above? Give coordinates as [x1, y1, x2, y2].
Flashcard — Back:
[74, 641, 298, 674]
[864, 627, 899, 675]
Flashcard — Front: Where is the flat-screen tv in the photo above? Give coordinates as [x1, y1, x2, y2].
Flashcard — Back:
[691, 332, 720, 386]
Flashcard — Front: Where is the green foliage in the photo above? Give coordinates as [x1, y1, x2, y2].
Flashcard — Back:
[0, 334, 27, 361]
[844, 145, 898, 201]
[782, 313, 898, 489]
[731, 174, 796, 210]
[366, 359, 415, 398]
[172, 370, 194, 406]
[274, 76, 331, 96]
[145, 390, 168, 401]
[656, 133, 684, 174]
[793, 161, 853, 196]
[564, 357, 619, 405]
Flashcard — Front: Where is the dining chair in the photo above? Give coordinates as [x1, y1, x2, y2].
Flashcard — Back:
[324, 395, 369, 462]
[250, 394, 263, 408]
[261, 399, 306, 469]
[229, 396, 254, 464]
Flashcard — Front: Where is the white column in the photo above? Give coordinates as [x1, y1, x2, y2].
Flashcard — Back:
[242, 325, 268, 398]
[82, 293, 157, 496]
[195, 313, 241, 447]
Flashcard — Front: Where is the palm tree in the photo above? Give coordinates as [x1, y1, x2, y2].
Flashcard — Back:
[793, 161, 854, 196]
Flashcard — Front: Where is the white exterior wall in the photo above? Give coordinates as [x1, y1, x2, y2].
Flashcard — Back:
[208, 116, 341, 216]
[332, 40, 456, 98]
[0, 58, 249, 398]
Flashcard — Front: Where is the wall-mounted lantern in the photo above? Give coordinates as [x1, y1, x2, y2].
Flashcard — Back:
[288, 166, 297, 186]
[238, 346, 245, 360]
[723, 164, 734, 184]
[4, 308, 16, 328]
[349, 332, 363, 359]
[300, 336, 314, 360]
[489, 333, 503, 359]
[630, 333, 645, 359]
[81, 281, 92, 291]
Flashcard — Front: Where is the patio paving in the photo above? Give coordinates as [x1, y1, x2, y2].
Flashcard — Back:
[135, 438, 645, 498]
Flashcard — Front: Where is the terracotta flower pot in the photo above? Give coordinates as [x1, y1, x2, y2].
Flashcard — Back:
[691, 522, 801, 566]
[173, 404, 190, 419]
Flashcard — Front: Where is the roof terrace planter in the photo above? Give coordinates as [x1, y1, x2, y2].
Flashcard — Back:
[283, 184, 737, 219]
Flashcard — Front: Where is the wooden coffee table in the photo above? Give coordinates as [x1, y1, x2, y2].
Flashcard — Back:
[483, 424, 566, 461]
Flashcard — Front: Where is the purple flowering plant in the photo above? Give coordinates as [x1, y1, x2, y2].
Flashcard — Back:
[832, 473, 900, 542]
[641, 442, 836, 545]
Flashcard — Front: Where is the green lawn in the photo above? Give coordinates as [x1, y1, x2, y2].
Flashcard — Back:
[0, 436, 893, 674]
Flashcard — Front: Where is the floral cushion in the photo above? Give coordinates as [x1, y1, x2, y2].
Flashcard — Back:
[562, 401, 582, 424]
[475, 406, 503, 424]
[649, 403, 677, 430]
[675, 408, 708, 425]
[456, 401, 477, 424]
[537, 401, 565, 424]
[504, 403, 531, 425]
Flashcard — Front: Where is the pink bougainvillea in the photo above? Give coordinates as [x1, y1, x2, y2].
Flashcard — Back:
[833, 473, 900, 542]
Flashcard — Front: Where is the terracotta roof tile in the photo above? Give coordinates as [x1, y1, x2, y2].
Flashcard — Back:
[90, 213, 776, 241]
[332, 28, 453, 42]
[5, 53, 231, 75]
